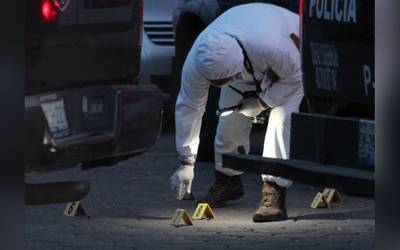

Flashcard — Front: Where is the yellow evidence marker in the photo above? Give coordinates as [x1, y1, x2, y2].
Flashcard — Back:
[322, 188, 342, 203]
[192, 203, 216, 220]
[171, 209, 193, 227]
[64, 201, 89, 217]
[310, 192, 331, 209]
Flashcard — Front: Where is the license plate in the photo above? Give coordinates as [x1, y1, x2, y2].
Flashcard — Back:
[41, 99, 69, 138]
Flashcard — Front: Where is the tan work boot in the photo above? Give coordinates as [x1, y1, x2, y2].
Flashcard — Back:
[253, 181, 287, 222]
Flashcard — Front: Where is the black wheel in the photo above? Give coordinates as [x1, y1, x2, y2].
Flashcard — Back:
[172, 15, 218, 162]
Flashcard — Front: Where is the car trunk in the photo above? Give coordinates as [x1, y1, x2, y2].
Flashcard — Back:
[26, 0, 143, 94]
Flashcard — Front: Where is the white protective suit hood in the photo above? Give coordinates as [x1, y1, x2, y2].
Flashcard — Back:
[194, 32, 244, 80]
[176, 3, 302, 168]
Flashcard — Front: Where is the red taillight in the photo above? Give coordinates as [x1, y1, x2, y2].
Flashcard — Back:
[41, 0, 59, 24]
[299, 0, 304, 17]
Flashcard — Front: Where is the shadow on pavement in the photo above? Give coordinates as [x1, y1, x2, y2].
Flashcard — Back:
[291, 209, 374, 221]
[99, 213, 171, 220]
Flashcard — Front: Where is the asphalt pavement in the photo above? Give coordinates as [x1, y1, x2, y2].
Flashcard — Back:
[26, 133, 374, 250]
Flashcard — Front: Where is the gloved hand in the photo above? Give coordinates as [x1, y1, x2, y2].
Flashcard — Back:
[169, 164, 194, 200]
[237, 97, 268, 117]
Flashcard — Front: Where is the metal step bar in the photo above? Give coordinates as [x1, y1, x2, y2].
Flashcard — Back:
[223, 153, 374, 196]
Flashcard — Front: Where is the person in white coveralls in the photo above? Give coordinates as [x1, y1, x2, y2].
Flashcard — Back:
[169, 3, 304, 222]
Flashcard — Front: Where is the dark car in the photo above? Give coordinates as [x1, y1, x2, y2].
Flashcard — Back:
[25, 0, 162, 175]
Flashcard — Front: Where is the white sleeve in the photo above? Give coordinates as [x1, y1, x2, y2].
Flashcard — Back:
[259, 36, 303, 108]
[175, 65, 209, 165]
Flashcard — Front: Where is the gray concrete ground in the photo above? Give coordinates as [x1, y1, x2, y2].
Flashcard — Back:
[26, 133, 374, 250]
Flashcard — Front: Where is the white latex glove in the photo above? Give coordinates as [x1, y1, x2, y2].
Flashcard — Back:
[237, 97, 267, 117]
[169, 164, 194, 200]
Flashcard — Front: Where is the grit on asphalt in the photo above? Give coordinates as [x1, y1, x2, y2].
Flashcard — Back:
[26, 133, 374, 250]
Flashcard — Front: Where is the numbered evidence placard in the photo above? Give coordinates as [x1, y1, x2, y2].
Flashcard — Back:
[171, 209, 193, 227]
[64, 201, 88, 217]
[192, 203, 215, 220]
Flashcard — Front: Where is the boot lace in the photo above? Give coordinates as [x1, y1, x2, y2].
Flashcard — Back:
[259, 191, 280, 208]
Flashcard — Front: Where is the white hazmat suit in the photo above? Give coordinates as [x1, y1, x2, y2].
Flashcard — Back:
[171, 3, 304, 197]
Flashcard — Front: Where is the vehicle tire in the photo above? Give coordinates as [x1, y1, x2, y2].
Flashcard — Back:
[172, 16, 218, 162]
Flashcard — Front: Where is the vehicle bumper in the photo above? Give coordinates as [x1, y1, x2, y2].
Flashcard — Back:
[25, 84, 163, 173]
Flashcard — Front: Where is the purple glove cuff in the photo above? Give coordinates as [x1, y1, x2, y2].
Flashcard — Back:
[178, 155, 196, 166]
